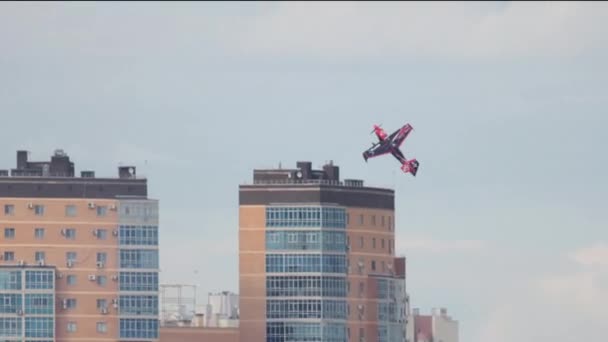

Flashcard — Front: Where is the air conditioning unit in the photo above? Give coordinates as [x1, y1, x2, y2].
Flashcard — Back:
[112, 229, 118, 236]
[56, 273, 63, 279]
[17, 309, 23, 316]
[88, 202, 96, 209]
[62, 299, 68, 309]
[112, 298, 118, 304]
[92, 229, 98, 236]
[38, 260, 45, 266]
[358, 304, 364, 311]
[109, 204, 117, 211]
[60, 229, 66, 236]
[96, 261, 105, 268]
[18, 260, 26, 266]
[111, 275, 119, 281]
[27, 203, 34, 209]
[88, 274, 96, 281]
[67, 261, 73, 268]
[101, 307, 109, 314]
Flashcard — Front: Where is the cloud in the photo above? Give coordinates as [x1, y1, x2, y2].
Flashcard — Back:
[234, 1, 608, 61]
[569, 242, 608, 268]
[475, 243, 608, 342]
[396, 235, 486, 254]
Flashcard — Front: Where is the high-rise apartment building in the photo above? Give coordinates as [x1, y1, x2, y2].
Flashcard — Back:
[0, 150, 159, 341]
[239, 161, 408, 342]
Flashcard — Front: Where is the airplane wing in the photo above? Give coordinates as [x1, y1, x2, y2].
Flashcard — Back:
[387, 124, 413, 148]
[362, 140, 392, 161]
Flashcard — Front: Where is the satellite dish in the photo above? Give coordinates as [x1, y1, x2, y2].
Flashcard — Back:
[129, 168, 135, 175]
[296, 171, 302, 178]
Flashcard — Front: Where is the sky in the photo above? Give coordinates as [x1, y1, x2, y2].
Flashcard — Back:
[1, 1, 607, 341]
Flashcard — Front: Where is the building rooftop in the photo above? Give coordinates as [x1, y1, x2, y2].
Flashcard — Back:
[0, 150, 147, 199]
[239, 161, 394, 209]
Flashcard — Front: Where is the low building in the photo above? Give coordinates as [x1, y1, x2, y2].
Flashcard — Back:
[407, 307, 459, 342]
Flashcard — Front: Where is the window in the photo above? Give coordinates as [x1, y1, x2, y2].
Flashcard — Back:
[97, 252, 107, 264]
[97, 322, 107, 333]
[96, 229, 107, 240]
[119, 295, 159, 316]
[66, 252, 77, 263]
[119, 225, 158, 245]
[359, 214, 364, 225]
[4, 204, 14, 215]
[35, 252, 45, 262]
[371, 260, 376, 271]
[96, 206, 107, 217]
[382, 261, 386, 272]
[4, 228, 15, 239]
[67, 275, 76, 286]
[97, 276, 107, 286]
[120, 318, 159, 339]
[25, 294, 53, 315]
[388, 239, 393, 254]
[65, 298, 77, 309]
[34, 205, 44, 216]
[34, 228, 45, 240]
[25, 271, 53, 290]
[97, 299, 107, 309]
[67, 321, 77, 332]
[372, 238, 376, 249]
[359, 237, 364, 248]
[381, 239, 385, 249]
[371, 215, 376, 225]
[119, 272, 159, 292]
[381, 216, 385, 226]
[25, 317, 53, 338]
[65, 205, 77, 217]
[3, 251, 14, 261]
[388, 216, 392, 230]
[64, 228, 76, 239]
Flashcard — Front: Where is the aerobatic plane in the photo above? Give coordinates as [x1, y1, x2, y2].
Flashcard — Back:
[362, 123, 420, 176]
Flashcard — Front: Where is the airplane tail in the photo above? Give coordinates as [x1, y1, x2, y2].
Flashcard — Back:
[400, 159, 419, 176]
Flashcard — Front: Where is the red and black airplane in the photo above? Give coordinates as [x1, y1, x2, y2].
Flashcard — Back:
[362, 123, 420, 176]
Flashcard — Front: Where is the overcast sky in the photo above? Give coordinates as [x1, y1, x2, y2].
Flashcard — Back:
[1, 2, 607, 341]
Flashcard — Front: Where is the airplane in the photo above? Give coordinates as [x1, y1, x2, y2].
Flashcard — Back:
[362, 123, 420, 176]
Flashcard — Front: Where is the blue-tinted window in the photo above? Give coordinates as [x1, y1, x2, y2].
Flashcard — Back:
[119, 225, 159, 246]
[265, 231, 346, 252]
[0, 270, 21, 290]
[266, 207, 346, 228]
[0, 318, 21, 337]
[25, 271, 53, 290]
[25, 317, 53, 338]
[0, 294, 21, 314]
[266, 276, 346, 297]
[119, 319, 159, 339]
[119, 295, 158, 316]
[119, 272, 159, 292]
[265, 254, 346, 274]
[267, 322, 322, 342]
[25, 294, 53, 315]
[120, 250, 159, 269]
[266, 299, 322, 319]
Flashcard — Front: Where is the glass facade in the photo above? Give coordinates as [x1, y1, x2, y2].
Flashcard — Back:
[118, 200, 159, 340]
[265, 206, 348, 342]
[376, 277, 404, 342]
[0, 268, 55, 341]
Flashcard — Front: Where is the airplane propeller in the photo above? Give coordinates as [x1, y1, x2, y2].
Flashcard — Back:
[370, 124, 382, 134]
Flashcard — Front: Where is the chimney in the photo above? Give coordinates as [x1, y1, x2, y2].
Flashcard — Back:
[118, 166, 136, 179]
[81, 171, 95, 178]
[17, 150, 28, 169]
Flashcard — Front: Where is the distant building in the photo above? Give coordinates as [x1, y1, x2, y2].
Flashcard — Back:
[205, 291, 239, 327]
[406, 307, 459, 342]
[0, 149, 159, 341]
[239, 160, 408, 342]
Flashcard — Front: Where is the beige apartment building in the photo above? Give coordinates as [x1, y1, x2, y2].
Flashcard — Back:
[239, 161, 408, 342]
[0, 150, 159, 341]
